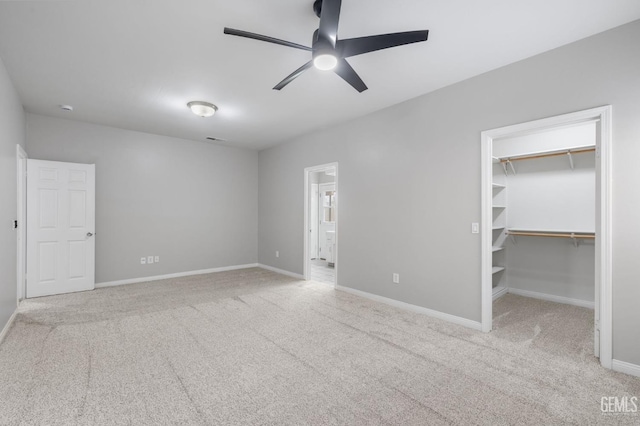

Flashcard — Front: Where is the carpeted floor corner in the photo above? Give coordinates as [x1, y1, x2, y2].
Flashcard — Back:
[0, 268, 638, 425]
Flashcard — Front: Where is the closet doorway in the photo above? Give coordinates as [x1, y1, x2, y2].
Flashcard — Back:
[304, 163, 338, 286]
[481, 106, 612, 369]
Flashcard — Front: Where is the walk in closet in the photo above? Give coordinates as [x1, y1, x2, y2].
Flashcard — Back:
[491, 122, 596, 308]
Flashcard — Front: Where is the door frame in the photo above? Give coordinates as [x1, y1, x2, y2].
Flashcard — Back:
[303, 162, 338, 285]
[480, 105, 612, 369]
[16, 145, 27, 303]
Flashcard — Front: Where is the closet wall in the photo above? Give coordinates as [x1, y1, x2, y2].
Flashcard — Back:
[493, 122, 596, 306]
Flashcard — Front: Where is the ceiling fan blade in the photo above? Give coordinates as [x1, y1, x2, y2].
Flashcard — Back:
[337, 30, 429, 58]
[318, 0, 342, 46]
[334, 59, 368, 92]
[273, 61, 314, 90]
[224, 27, 312, 51]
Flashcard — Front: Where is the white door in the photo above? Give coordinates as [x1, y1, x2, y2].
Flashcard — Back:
[26, 160, 96, 298]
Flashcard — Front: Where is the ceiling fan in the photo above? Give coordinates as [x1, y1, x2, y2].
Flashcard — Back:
[223, 0, 429, 92]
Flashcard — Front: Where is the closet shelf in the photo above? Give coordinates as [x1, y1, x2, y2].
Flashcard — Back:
[492, 226, 505, 230]
[492, 266, 505, 274]
[496, 145, 595, 163]
[507, 229, 594, 237]
[506, 229, 595, 247]
[492, 183, 506, 189]
[492, 246, 504, 253]
[496, 145, 595, 174]
[492, 205, 506, 209]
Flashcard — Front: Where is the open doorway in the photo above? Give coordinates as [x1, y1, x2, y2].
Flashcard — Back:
[481, 106, 612, 369]
[304, 163, 338, 285]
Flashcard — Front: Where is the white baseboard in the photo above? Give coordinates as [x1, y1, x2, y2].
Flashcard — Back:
[492, 286, 508, 301]
[335, 285, 482, 331]
[96, 263, 259, 288]
[258, 264, 305, 280]
[0, 309, 18, 345]
[507, 288, 594, 309]
[612, 359, 640, 378]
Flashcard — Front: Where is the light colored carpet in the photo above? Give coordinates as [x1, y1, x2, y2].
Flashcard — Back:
[0, 268, 638, 425]
[493, 294, 595, 361]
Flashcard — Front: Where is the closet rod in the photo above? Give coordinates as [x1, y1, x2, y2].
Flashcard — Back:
[499, 147, 595, 163]
[506, 231, 595, 239]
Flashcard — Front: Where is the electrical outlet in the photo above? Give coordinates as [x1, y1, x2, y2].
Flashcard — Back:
[147, 256, 154, 264]
[393, 273, 400, 284]
[471, 222, 480, 234]
[276, 250, 279, 258]
[140, 257, 146, 265]
[155, 256, 159, 263]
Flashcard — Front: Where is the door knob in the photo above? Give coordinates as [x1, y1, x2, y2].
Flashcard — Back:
[86, 232, 94, 237]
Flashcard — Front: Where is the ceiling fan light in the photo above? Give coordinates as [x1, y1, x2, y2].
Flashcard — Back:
[187, 101, 218, 117]
[313, 54, 338, 71]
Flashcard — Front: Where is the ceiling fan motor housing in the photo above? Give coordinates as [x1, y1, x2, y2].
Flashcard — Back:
[311, 28, 335, 58]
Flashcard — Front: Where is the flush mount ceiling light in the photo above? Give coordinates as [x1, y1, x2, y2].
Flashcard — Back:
[187, 101, 218, 117]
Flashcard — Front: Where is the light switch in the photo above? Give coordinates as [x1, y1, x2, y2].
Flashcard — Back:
[140, 257, 146, 265]
[471, 223, 480, 234]
[147, 256, 154, 264]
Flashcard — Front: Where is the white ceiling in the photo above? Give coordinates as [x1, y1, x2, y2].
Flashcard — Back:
[1, 1, 639, 150]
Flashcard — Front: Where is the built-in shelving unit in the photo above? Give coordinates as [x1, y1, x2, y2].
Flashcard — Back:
[491, 169, 507, 299]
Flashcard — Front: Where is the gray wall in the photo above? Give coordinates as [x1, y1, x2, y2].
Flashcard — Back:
[27, 114, 258, 284]
[258, 20, 640, 365]
[0, 56, 25, 330]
